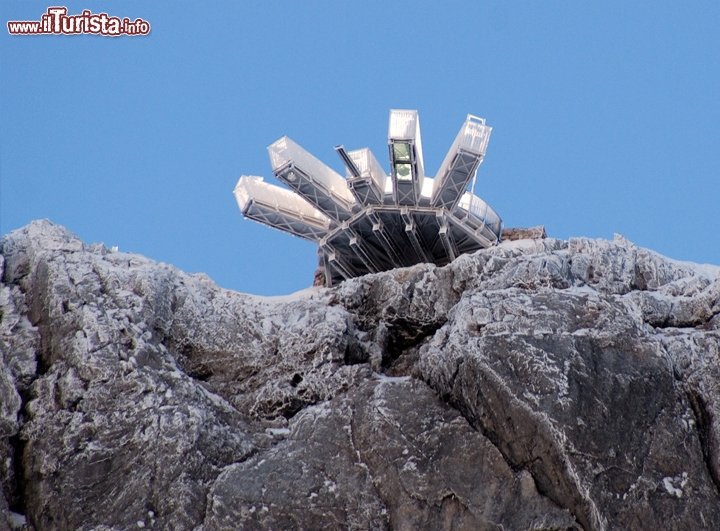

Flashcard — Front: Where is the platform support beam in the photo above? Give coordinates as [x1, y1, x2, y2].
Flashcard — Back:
[348, 232, 381, 274]
[368, 214, 403, 268]
[401, 208, 432, 263]
[321, 243, 355, 281]
[437, 216, 458, 262]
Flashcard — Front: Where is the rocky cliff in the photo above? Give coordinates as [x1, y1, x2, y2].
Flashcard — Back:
[2, 220, 720, 530]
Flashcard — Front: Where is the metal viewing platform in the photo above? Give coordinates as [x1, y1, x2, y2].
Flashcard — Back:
[234, 110, 503, 287]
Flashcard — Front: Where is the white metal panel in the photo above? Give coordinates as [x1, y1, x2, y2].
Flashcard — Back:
[388, 109, 419, 139]
[458, 115, 491, 154]
[421, 176, 434, 199]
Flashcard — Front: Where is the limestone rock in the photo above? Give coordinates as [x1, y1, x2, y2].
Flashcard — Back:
[501, 225, 547, 241]
[1, 221, 720, 530]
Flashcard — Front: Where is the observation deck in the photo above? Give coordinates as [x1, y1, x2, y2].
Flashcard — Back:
[234, 110, 503, 286]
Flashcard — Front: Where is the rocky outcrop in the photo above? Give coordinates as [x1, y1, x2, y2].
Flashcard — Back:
[501, 225, 547, 241]
[1, 220, 720, 530]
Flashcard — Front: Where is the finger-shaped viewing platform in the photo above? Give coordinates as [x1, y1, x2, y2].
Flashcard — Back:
[432, 114, 492, 211]
[268, 137, 357, 222]
[388, 109, 425, 206]
[234, 176, 332, 242]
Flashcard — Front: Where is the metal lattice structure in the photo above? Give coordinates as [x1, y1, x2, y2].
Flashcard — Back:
[234, 110, 502, 287]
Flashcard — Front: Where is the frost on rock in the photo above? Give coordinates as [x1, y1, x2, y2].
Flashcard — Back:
[1, 220, 720, 530]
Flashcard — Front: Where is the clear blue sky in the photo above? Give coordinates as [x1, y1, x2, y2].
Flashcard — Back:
[2, 2, 719, 295]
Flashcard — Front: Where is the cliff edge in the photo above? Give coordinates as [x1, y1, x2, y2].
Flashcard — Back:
[2, 220, 720, 530]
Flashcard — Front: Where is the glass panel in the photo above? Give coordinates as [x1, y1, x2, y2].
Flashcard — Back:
[393, 143, 411, 162]
[395, 163, 412, 180]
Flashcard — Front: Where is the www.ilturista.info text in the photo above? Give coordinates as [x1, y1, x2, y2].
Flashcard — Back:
[7, 7, 150, 36]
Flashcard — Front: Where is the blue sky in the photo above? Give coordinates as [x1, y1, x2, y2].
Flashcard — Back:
[2, 2, 719, 295]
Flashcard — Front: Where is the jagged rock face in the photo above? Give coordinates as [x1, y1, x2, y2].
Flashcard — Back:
[1, 221, 720, 531]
